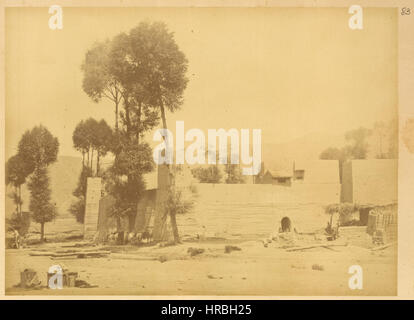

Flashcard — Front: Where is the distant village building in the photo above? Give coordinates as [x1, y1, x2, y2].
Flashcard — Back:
[261, 170, 292, 186]
[258, 159, 293, 186]
[257, 159, 340, 186]
[293, 160, 340, 185]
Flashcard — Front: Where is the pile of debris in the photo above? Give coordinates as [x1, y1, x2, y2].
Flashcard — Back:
[17, 265, 97, 290]
[29, 247, 110, 260]
[367, 204, 397, 245]
[261, 216, 348, 252]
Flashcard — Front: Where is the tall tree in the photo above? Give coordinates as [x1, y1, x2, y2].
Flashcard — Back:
[72, 119, 90, 168]
[109, 22, 188, 243]
[70, 119, 113, 224]
[73, 118, 113, 175]
[69, 166, 93, 224]
[94, 119, 114, 176]
[105, 137, 154, 236]
[344, 127, 372, 159]
[27, 165, 57, 241]
[83, 22, 188, 243]
[18, 125, 59, 241]
[82, 41, 122, 130]
[106, 22, 188, 242]
[5, 154, 31, 215]
[18, 125, 59, 171]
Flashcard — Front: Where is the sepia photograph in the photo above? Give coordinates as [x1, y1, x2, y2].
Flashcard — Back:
[2, 4, 402, 297]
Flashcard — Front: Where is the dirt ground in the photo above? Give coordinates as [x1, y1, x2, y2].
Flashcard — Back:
[5, 227, 397, 296]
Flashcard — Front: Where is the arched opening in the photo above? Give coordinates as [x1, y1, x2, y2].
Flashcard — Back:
[280, 216, 292, 233]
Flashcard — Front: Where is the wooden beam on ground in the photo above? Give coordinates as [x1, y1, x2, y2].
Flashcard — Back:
[285, 243, 348, 252]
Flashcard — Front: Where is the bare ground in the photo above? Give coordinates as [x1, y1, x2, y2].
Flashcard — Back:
[5, 228, 397, 296]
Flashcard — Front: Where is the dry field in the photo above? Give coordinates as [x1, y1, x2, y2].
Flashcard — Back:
[5, 226, 397, 296]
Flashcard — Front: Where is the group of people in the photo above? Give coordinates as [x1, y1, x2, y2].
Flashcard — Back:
[105, 229, 153, 245]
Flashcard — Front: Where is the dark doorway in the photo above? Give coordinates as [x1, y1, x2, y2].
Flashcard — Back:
[281, 216, 292, 232]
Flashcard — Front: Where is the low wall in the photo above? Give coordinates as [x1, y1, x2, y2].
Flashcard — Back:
[176, 182, 340, 239]
[92, 181, 340, 241]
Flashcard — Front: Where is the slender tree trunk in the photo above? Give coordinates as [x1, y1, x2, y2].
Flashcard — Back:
[91, 148, 94, 174]
[125, 103, 131, 137]
[115, 98, 119, 131]
[96, 152, 100, 176]
[40, 223, 45, 242]
[160, 104, 168, 132]
[87, 149, 90, 171]
[14, 186, 19, 214]
[128, 213, 136, 233]
[116, 216, 124, 245]
[18, 184, 22, 215]
[170, 212, 180, 243]
[136, 102, 142, 141]
[160, 102, 181, 243]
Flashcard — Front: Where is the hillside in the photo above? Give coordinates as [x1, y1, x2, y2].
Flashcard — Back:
[5, 156, 83, 219]
[262, 132, 345, 169]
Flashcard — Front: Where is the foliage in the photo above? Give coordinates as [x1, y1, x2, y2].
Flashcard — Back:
[72, 119, 91, 156]
[103, 138, 154, 231]
[27, 165, 58, 240]
[69, 198, 86, 224]
[5, 154, 31, 188]
[5, 154, 32, 215]
[18, 125, 59, 240]
[82, 40, 122, 129]
[109, 21, 189, 114]
[7, 212, 31, 236]
[73, 166, 93, 198]
[163, 185, 196, 244]
[325, 203, 360, 225]
[225, 164, 245, 184]
[82, 22, 189, 242]
[319, 147, 347, 162]
[344, 127, 372, 159]
[191, 166, 222, 183]
[320, 119, 398, 164]
[18, 125, 59, 172]
[73, 118, 113, 175]
[165, 188, 194, 216]
[69, 166, 93, 223]
[110, 138, 154, 177]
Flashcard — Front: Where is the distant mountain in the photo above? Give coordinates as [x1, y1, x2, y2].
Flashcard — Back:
[5, 156, 83, 219]
[262, 132, 345, 169]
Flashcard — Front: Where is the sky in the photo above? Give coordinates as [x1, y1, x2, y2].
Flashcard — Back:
[5, 7, 398, 160]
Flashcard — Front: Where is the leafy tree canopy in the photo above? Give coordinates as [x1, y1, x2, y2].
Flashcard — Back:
[18, 125, 59, 171]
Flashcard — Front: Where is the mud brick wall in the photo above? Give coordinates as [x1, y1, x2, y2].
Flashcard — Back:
[341, 159, 398, 205]
[176, 183, 341, 240]
[84, 177, 102, 239]
[91, 178, 340, 241]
